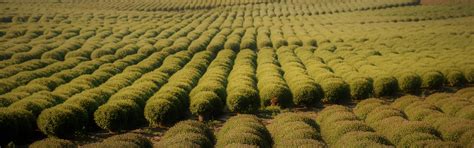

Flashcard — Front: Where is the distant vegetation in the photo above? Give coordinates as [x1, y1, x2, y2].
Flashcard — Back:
[0, 0, 473, 147]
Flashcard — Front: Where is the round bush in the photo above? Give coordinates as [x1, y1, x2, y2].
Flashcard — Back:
[272, 37, 288, 49]
[397, 132, 438, 147]
[226, 87, 259, 113]
[456, 105, 474, 120]
[463, 67, 474, 83]
[29, 138, 76, 148]
[353, 99, 384, 119]
[421, 71, 445, 89]
[159, 133, 213, 148]
[259, 84, 292, 107]
[38, 104, 87, 138]
[104, 133, 152, 148]
[322, 120, 374, 144]
[365, 107, 405, 124]
[446, 71, 467, 87]
[274, 139, 325, 147]
[0, 109, 35, 145]
[94, 100, 140, 131]
[396, 72, 422, 93]
[292, 82, 323, 107]
[0, 96, 19, 107]
[163, 120, 214, 142]
[373, 76, 399, 97]
[190, 91, 223, 117]
[321, 112, 358, 126]
[391, 95, 420, 110]
[217, 132, 268, 148]
[144, 99, 179, 126]
[316, 105, 351, 124]
[320, 79, 351, 103]
[349, 78, 373, 100]
[334, 131, 391, 148]
[388, 122, 439, 145]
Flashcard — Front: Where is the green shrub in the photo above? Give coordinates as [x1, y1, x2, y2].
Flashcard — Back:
[271, 37, 288, 49]
[160, 133, 213, 148]
[404, 102, 439, 121]
[334, 131, 392, 148]
[291, 82, 323, 107]
[269, 113, 323, 147]
[397, 132, 439, 147]
[455, 105, 474, 120]
[104, 133, 152, 148]
[459, 129, 474, 147]
[163, 120, 214, 142]
[322, 120, 374, 144]
[274, 139, 325, 148]
[365, 106, 405, 124]
[396, 72, 422, 93]
[217, 132, 269, 148]
[424, 93, 452, 104]
[391, 95, 420, 110]
[463, 67, 474, 83]
[144, 99, 180, 126]
[387, 121, 440, 145]
[373, 75, 398, 97]
[83, 133, 152, 148]
[159, 120, 214, 147]
[240, 38, 257, 50]
[29, 138, 76, 148]
[446, 71, 467, 87]
[0, 109, 35, 145]
[226, 87, 259, 113]
[421, 71, 445, 89]
[320, 79, 351, 103]
[287, 36, 303, 46]
[316, 105, 351, 124]
[439, 99, 471, 116]
[190, 91, 223, 118]
[94, 100, 140, 131]
[38, 104, 87, 138]
[0, 96, 19, 107]
[259, 83, 292, 107]
[217, 115, 270, 148]
[224, 36, 241, 51]
[349, 78, 374, 100]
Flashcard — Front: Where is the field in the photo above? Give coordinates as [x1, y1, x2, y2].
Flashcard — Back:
[0, 0, 474, 147]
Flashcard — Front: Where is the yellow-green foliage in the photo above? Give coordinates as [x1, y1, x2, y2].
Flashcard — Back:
[144, 51, 213, 126]
[217, 114, 271, 148]
[0, 0, 474, 145]
[256, 48, 292, 107]
[268, 113, 325, 148]
[276, 46, 323, 106]
[29, 138, 76, 148]
[189, 49, 235, 119]
[83, 133, 152, 148]
[158, 120, 214, 147]
[0, 108, 35, 145]
[226, 49, 259, 113]
[358, 99, 449, 147]
[317, 105, 391, 146]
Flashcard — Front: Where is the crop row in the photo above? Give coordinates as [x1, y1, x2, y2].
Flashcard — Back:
[390, 95, 474, 146]
[19, 85, 474, 147]
[354, 99, 459, 147]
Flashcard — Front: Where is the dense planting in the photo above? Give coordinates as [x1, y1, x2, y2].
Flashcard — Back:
[267, 113, 325, 147]
[0, 0, 473, 146]
[157, 120, 215, 147]
[317, 105, 391, 147]
[216, 114, 272, 147]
